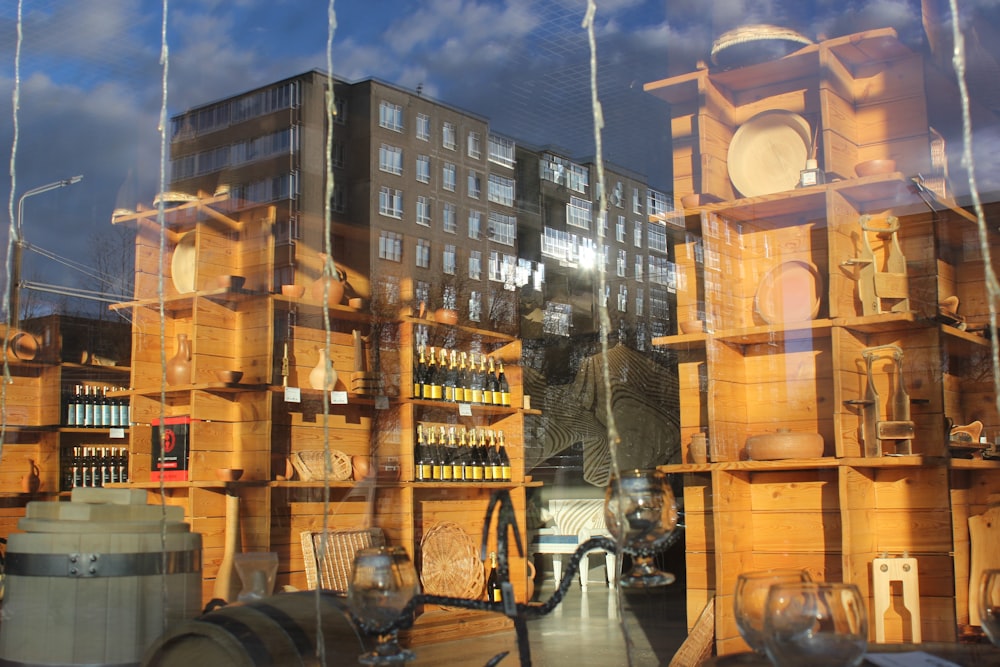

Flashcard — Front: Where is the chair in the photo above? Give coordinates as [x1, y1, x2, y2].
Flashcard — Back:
[530, 498, 616, 591]
[300, 527, 385, 594]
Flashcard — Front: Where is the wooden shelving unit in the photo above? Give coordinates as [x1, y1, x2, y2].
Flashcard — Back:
[649, 28, 1000, 655]
[107, 193, 535, 642]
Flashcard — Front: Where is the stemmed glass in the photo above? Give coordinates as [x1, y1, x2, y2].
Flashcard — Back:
[763, 581, 868, 667]
[979, 569, 1000, 646]
[734, 568, 813, 654]
[604, 469, 679, 587]
[347, 546, 420, 665]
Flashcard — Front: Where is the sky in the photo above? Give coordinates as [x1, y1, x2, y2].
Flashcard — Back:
[0, 0, 983, 314]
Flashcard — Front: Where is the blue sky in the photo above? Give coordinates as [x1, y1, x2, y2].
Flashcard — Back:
[0, 0, 976, 312]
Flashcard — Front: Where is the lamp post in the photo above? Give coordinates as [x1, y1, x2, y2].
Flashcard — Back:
[8, 175, 83, 327]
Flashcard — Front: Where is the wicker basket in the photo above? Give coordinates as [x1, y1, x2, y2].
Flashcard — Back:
[300, 527, 385, 594]
[290, 449, 353, 482]
[420, 521, 484, 602]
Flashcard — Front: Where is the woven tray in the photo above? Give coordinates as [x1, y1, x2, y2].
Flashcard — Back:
[420, 521, 484, 601]
[301, 527, 385, 594]
[290, 449, 353, 482]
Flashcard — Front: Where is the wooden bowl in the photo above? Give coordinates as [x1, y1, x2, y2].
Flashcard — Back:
[215, 370, 244, 384]
[215, 468, 244, 482]
[855, 159, 896, 177]
[215, 274, 246, 291]
[679, 319, 705, 334]
[281, 284, 306, 298]
[746, 429, 824, 460]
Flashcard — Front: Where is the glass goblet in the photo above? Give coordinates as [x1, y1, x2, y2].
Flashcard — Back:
[347, 546, 420, 665]
[979, 569, 1000, 646]
[734, 568, 813, 654]
[763, 581, 868, 667]
[604, 469, 679, 587]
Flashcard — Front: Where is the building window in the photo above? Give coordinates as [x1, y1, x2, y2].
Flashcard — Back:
[468, 170, 481, 199]
[488, 174, 515, 207]
[443, 203, 457, 234]
[331, 140, 345, 168]
[636, 287, 644, 317]
[443, 163, 456, 191]
[415, 239, 431, 268]
[416, 196, 431, 226]
[379, 101, 403, 132]
[469, 291, 482, 322]
[616, 215, 626, 243]
[469, 250, 482, 280]
[634, 220, 642, 247]
[488, 134, 515, 168]
[489, 251, 516, 284]
[540, 153, 589, 193]
[379, 144, 403, 175]
[332, 96, 346, 124]
[468, 210, 482, 239]
[648, 188, 671, 217]
[378, 186, 403, 218]
[416, 113, 430, 141]
[647, 223, 667, 253]
[488, 211, 515, 246]
[635, 254, 643, 281]
[443, 245, 456, 275]
[467, 131, 481, 159]
[567, 196, 592, 230]
[330, 183, 346, 213]
[613, 181, 624, 207]
[617, 249, 627, 277]
[633, 187, 643, 214]
[443, 122, 456, 150]
[618, 285, 628, 312]
[649, 255, 670, 286]
[416, 155, 430, 183]
[378, 230, 402, 262]
[650, 286, 669, 320]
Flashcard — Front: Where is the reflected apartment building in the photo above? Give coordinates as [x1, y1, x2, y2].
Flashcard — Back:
[167, 69, 675, 346]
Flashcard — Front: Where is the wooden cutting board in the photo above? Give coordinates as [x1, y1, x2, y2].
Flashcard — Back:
[968, 506, 1000, 625]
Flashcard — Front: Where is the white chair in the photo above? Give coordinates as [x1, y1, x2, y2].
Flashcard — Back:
[531, 498, 616, 591]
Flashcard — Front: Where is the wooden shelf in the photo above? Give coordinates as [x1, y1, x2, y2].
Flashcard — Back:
[122, 382, 270, 397]
[109, 287, 268, 313]
[401, 315, 517, 342]
[272, 294, 372, 322]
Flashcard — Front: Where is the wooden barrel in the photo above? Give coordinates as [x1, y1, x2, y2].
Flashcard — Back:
[0, 488, 202, 667]
[141, 591, 367, 666]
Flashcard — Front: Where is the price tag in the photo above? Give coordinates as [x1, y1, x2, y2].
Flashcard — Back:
[458, 403, 473, 417]
[284, 386, 301, 403]
[109, 428, 125, 439]
[375, 396, 389, 410]
[330, 391, 348, 405]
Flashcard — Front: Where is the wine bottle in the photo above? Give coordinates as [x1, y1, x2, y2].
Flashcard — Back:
[471, 429, 485, 481]
[478, 355, 491, 406]
[447, 427, 462, 481]
[426, 347, 443, 400]
[74, 385, 86, 426]
[415, 425, 429, 482]
[497, 361, 511, 407]
[66, 385, 78, 426]
[486, 551, 502, 603]
[71, 446, 82, 488]
[498, 431, 512, 482]
[487, 356, 500, 406]
[469, 353, 483, 405]
[460, 428, 474, 482]
[118, 447, 129, 483]
[101, 386, 113, 428]
[444, 350, 458, 403]
[458, 352, 471, 403]
[428, 427, 442, 480]
[82, 386, 94, 428]
[119, 390, 131, 427]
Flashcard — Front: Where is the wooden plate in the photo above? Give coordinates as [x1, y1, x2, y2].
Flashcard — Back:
[754, 260, 822, 324]
[727, 110, 812, 198]
[170, 231, 197, 294]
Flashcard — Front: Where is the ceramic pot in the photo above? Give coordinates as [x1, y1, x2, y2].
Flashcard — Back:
[309, 258, 346, 307]
[308, 347, 338, 391]
[21, 458, 40, 494]
[689, 433, 708, 464]
[435, 308, 459, 325]
[352, 455, 371, 481]
[745, 428, 824, 460]
[166, 333, 192, 386]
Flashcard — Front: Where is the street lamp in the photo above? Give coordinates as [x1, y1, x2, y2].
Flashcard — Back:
[8, 175, 84, 327]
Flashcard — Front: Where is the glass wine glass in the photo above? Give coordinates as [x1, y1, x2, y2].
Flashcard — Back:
[734, 568, 813, 654]
[604, 469, 679, 587]
[347, 546, 420, 665]
[979, 569, 1000, 646]
[763, 581, 868, 667]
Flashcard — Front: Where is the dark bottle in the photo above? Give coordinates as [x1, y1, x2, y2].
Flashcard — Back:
[444, 350, 457, 403]
[469, 354, 484, 405]
[470, 429, 485, 482]
[118, 447, 129, 483]
[486, 551, 502, 603]
[460, 429, 474, 482]
[65, 385, 77, 426]
[415, 426, 429, 482]
[426, 347, 443, 401]
[497, 361, 511, 408]
[100, 387, 112, 428]
[70, 446, 83, 488]
[74, 385, 86, 426]
[439, 426, 454, 481]
[82, 386, 94, 428]
[447, 427, 462, 481]
[487, 356, 500, 406]
[498, 431, 512, 482]
[414, 346, 427, 399]
[428, 427, 443, 480]
[477, 355, 491, 406]
[458, 352, 471, 403]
